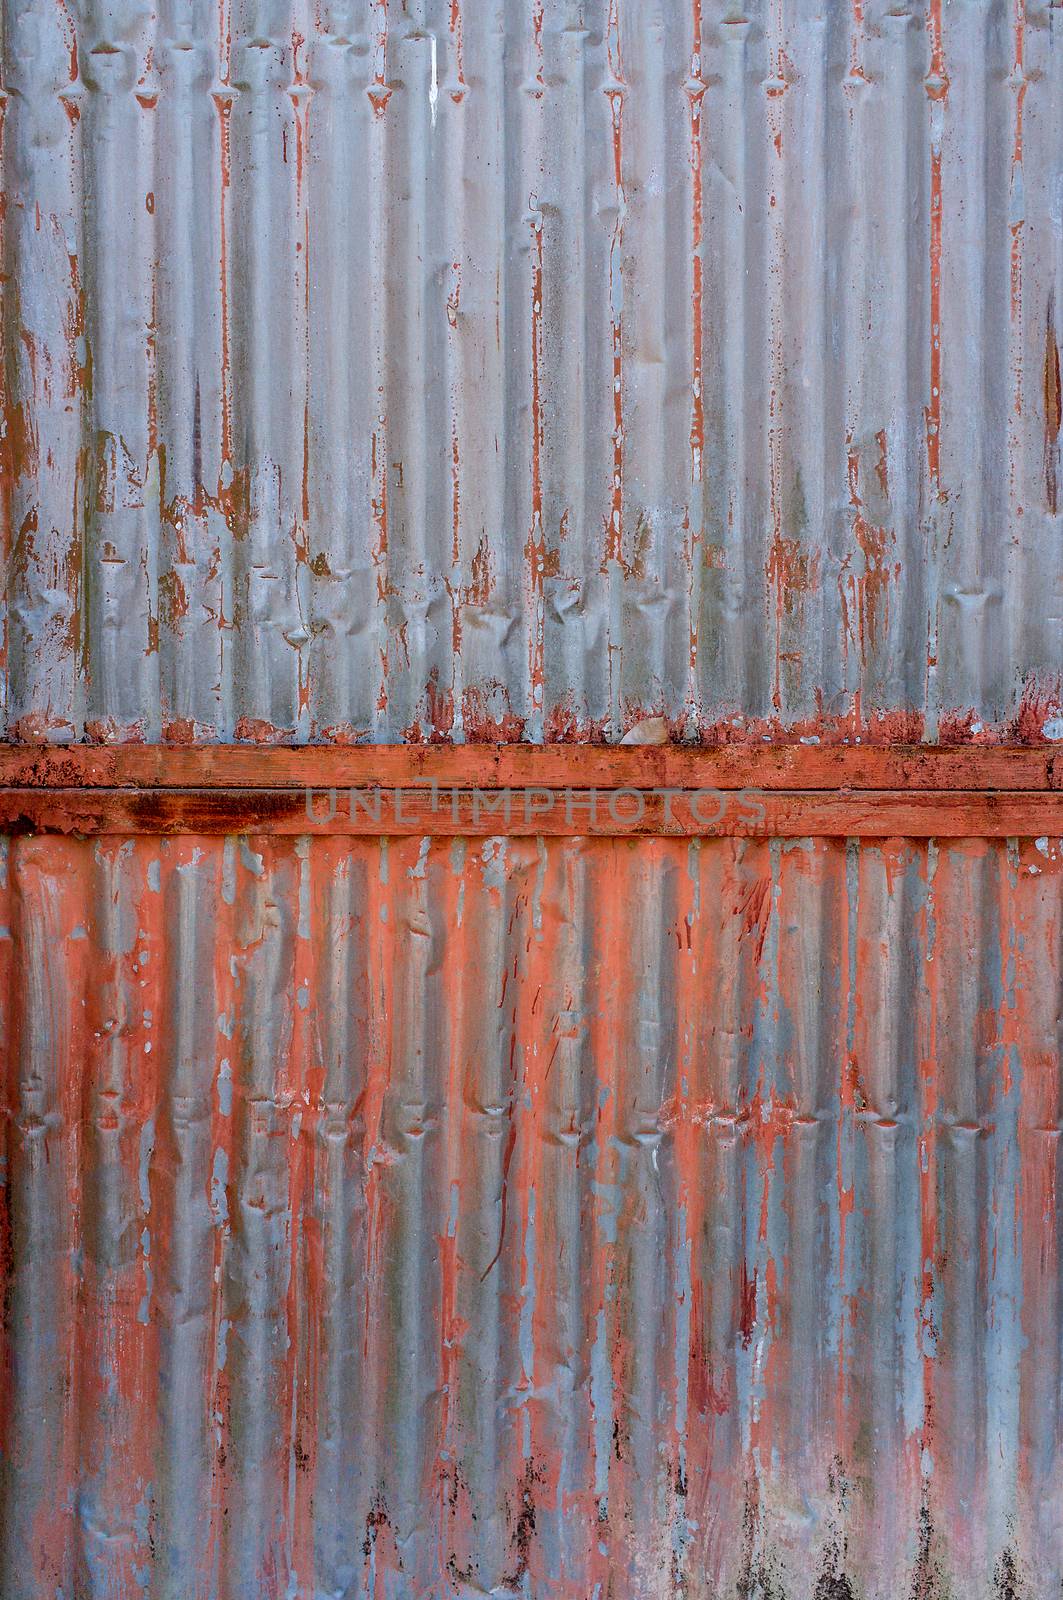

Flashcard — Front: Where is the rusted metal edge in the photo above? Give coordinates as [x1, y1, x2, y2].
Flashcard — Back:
[1, 788, 1061, 838]
[0, 743, 1060, 792]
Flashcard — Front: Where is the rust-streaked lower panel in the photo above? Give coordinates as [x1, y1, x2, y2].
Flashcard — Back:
[1, 831, 1060, 1599]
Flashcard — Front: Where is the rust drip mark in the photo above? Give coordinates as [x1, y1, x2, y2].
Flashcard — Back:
[602, 4, 626, 580]
[925, 3, 947, 497]
[1006, 0, 1027, 525]
[55, 0, 78, 82]
[525, 195, 546, 722]
[213, 89, 234, 468]
[446, 254, 463, 677]
[686, 2, 706, 702]
[850, 0, 865, 78]
[162, 458, 250, 546]
[369, 0, 391, 114]
[370, 426, 389, 714]
[469, 536, 493, 606]
[765, 41, 794, 713]
[736, 875, 772, 967]
[433, 860, 473, 1580]
[292, 29, 312, 542]
[738, 1261, 758, 1350]
[766, 535, 820, 705]
[531, 0, 545, 96]
[1011, 0, 1026, 174]
[146, 263, 159, 462]
[841, 441, 899, 665]
[687, 5, 705, 497]
[449, 0, 466, 99]
[65, 251, 91, 402]
[286, 837, 325, 1583]
[1045, 295, 1061, 515]
[1009, 36, 1026, 335]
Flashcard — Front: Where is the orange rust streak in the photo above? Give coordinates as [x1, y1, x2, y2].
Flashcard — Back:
[287, 838, 325, 1592]
[203, 840, 235, 1588]
[583, 841, 623, 1590]
[918, 845, 940, 1503]
[526, 206, 545, 716]
[603, 3, 625, 577]
[510, 845, 560, 1589]
[432, 845, 474, 1575]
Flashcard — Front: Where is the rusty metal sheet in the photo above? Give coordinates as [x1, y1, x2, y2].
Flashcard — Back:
[2, 1, 1062, 746]
[0, 830, 1060, 1598]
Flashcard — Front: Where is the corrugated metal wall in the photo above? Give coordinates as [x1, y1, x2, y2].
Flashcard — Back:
[2, 0, 1061, 744]
[2, 832, 1061, 1598]
[3, 4, 1063, 1598]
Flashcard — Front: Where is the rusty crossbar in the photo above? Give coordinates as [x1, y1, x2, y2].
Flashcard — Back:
[0, 746, 1060, 836]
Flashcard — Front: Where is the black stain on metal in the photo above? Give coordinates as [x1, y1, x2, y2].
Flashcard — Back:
[994, 1547, 1023, 1600]
[505, 1456, 546, 1588]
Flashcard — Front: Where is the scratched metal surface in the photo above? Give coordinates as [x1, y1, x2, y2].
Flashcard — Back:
[0, 829, 1060, 1598]
[2, 0, 1062, 745]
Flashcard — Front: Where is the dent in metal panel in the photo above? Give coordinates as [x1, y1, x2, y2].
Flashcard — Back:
[1, 3, 1061, 744]
[1, 832, 1061, 1597]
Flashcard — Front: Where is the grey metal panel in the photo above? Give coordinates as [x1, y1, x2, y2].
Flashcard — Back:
[2, 1, 1061, 743]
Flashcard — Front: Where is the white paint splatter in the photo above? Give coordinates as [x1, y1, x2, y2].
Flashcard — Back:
[429, 34, 438, 127]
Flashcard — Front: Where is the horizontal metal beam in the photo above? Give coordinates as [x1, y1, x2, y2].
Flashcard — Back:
[0, 743, 1060, 792]
[2, 746, 1060, 835]
[1, 788, 1061, 839]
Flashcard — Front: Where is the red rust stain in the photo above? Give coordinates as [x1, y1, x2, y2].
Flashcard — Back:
[157, 568, 189, 632]
[161, 716, 196, 745]
[467, 536, 493, 608]
[738, 1261, 758, 1349]
[65, 251, 91, 400]
[689, 1287, 730, 1418]
[55, 0, 78, 82]
[766, 537, 820, 616]
[1009, 676, 1062, 743]
[735, 876, 772, 968]
[459, 689, 527, 743]
[874, 429, 889, 501]
[1045, 295, 1060, 514]
[841, 442, 899, 665]
[233, 715, 293, 744]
